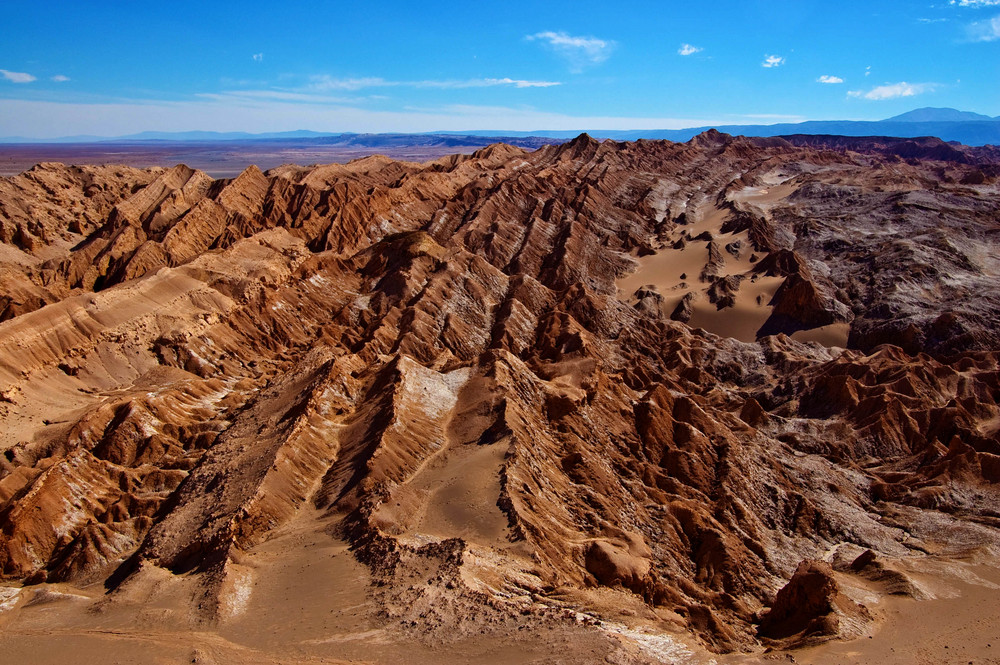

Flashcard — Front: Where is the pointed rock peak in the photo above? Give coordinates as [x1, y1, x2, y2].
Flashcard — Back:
[471, 142, 525, 162]
[556, 132, 602, 161]
[689, 128, 733, 147]
[167, 163, 195, 176]
[153, 163, 201, 189]
[28, 161, 67, 173]
[234, 163, 266, 181]
[753, 249, 811, 278]
[213, 163, 267, 192]
[346, 154, 396, 168]
[567, 133, 604, 151]
[363, 231, 447, 277]
[216, 164, 269, 216]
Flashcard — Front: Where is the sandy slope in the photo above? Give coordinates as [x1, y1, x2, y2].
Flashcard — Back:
[3, 553, 999, 664]
[0, 505, 639, 664]
[616, 184, 850, 347]
[724, 556, 1000, 665]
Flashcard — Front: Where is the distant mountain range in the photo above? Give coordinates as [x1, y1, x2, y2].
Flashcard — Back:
[465, 108, 1000, 146]
[587, 107, 1000, 146]
[884, 108, 996, 123]
[1, 107, 998, 147]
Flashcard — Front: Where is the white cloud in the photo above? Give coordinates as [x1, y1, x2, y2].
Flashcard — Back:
[847, 81, 937, 100]
[950, 0, 1000, 7]
[527, 31, 616, 71]
[252, 53, 264, 62]
[1, 69, 36, 83]
[968, 15, 1000, 40]
[412, 78, 561, 89]
[485, 78, 560, 88]
[197, 90, 362, 104]
[0, 96, 753, 138]
[865, 65, 872, 77]
[308, 76, 388, 91]
[817, 75, 844, 84]
[306, 75, 560, 91]
[51, 75, 70, 82]
[762, 55, 785, 68]
[678, 44, 702, 56]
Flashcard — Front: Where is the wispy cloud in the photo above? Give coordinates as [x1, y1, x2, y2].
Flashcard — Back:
[968, 15, 1000, 40]
[198, 90, 362, 105]
[252, 53, 264, 62]
[415, 77, 561, 89]
[762, 55, 785, 68]
[678, 43, 702, 56]
[1, 69, 36, 83]
[307, 75, 560, 91]
[848, 81, 937, 100]
[527, 31, 616, 71]
[308, 76, 388, 91]
[865, 65, 872, 77]
[0, 96, 750, 138]
[950, 0, 1000, 7]
[817, 75, 844, 84]
[51, 74, 70, 82]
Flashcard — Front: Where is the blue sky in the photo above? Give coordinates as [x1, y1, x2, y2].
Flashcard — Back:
[1, 0, 998, 137]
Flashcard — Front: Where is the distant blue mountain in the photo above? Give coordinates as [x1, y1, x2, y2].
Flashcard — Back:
[458, 108, 1000, 147]
[595, 119, 1000, 147]
[111, 129, 331, 142]
[1, 107, 998, 146]
[884, 107, 997, 123]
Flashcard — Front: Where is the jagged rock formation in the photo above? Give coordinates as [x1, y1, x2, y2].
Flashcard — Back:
[1, 133, 999, 661]
[757, 560, 871, 645]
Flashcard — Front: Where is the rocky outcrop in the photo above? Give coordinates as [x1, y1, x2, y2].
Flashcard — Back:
[758, 560, 871, 645]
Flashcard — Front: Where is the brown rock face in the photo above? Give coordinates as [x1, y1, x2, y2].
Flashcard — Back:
[758, 560, 871, 645]
[584, 539, 651, 591]
[1, 133, 999, 658]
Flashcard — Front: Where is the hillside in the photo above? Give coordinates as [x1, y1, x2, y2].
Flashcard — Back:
[0, 133, 999, 664]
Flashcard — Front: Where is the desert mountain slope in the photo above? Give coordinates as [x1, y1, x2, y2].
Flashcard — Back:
[1, 133, 999, 662]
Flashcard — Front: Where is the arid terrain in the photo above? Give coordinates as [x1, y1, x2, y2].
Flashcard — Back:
[0, 134, 565, 179]
[1, 132, 999, 664]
